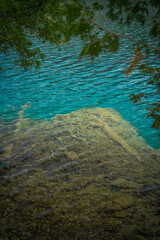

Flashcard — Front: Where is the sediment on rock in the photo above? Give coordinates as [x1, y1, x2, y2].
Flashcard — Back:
[0, 107, 160, 240]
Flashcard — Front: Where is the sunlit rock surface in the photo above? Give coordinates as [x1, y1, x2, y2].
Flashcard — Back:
[0, 107, 160, 240]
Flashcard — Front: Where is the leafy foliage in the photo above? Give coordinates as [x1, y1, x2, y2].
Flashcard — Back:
[0, 0, 94, 69]
[0, 0, 160, 134]
[105, 0, 160, 134]
[79, 34, 119, 61]
[126, 47, 144, 76]
[106, 0, 160, 33]
[135, 63, 160, 132]
[129, 93, 148, 103]
[147, 101, 160, 135]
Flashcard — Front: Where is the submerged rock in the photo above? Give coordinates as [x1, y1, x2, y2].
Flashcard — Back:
[0, 107, 160, 240]
[111, 193, 134, 209]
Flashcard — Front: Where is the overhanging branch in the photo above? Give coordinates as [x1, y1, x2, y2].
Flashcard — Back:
[71, 1, 160, 53]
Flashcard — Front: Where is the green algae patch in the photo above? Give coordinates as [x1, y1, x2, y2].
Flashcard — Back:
[0, 107, 160, 240]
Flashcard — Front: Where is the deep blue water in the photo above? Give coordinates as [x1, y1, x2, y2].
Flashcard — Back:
[0, 17, 159, 149]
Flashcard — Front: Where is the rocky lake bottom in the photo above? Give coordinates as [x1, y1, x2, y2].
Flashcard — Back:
[0, 107, 160, 239]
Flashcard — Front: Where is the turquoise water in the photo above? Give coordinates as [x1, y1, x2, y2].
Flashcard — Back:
[0, 7, 159, 149]
[0, 36, 159, 149]
[0, 7, 160, 240]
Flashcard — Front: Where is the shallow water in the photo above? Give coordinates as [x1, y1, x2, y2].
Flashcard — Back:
[0, 107, 160, 239]
[0, 4, 160, 240]
[0, 22, 160, 148]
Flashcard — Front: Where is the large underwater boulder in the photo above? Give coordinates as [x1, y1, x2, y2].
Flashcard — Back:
[0, 107, 160, 240]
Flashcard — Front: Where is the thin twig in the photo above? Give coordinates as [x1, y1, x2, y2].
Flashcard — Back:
[80, 10, 160, 52]
[70, 1, 160, 53]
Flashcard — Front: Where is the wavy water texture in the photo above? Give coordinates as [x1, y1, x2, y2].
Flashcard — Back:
[0, 16, 159, 148]
[0, 3, 160, 239]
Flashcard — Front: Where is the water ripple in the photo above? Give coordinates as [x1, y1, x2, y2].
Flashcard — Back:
[0, 14, 159, 149]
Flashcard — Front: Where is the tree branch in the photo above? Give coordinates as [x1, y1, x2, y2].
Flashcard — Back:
[71, 1, 160, 53]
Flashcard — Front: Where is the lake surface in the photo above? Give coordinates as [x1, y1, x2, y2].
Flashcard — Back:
[0, 4, 160, 240]
[0, 20, 159, 148]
